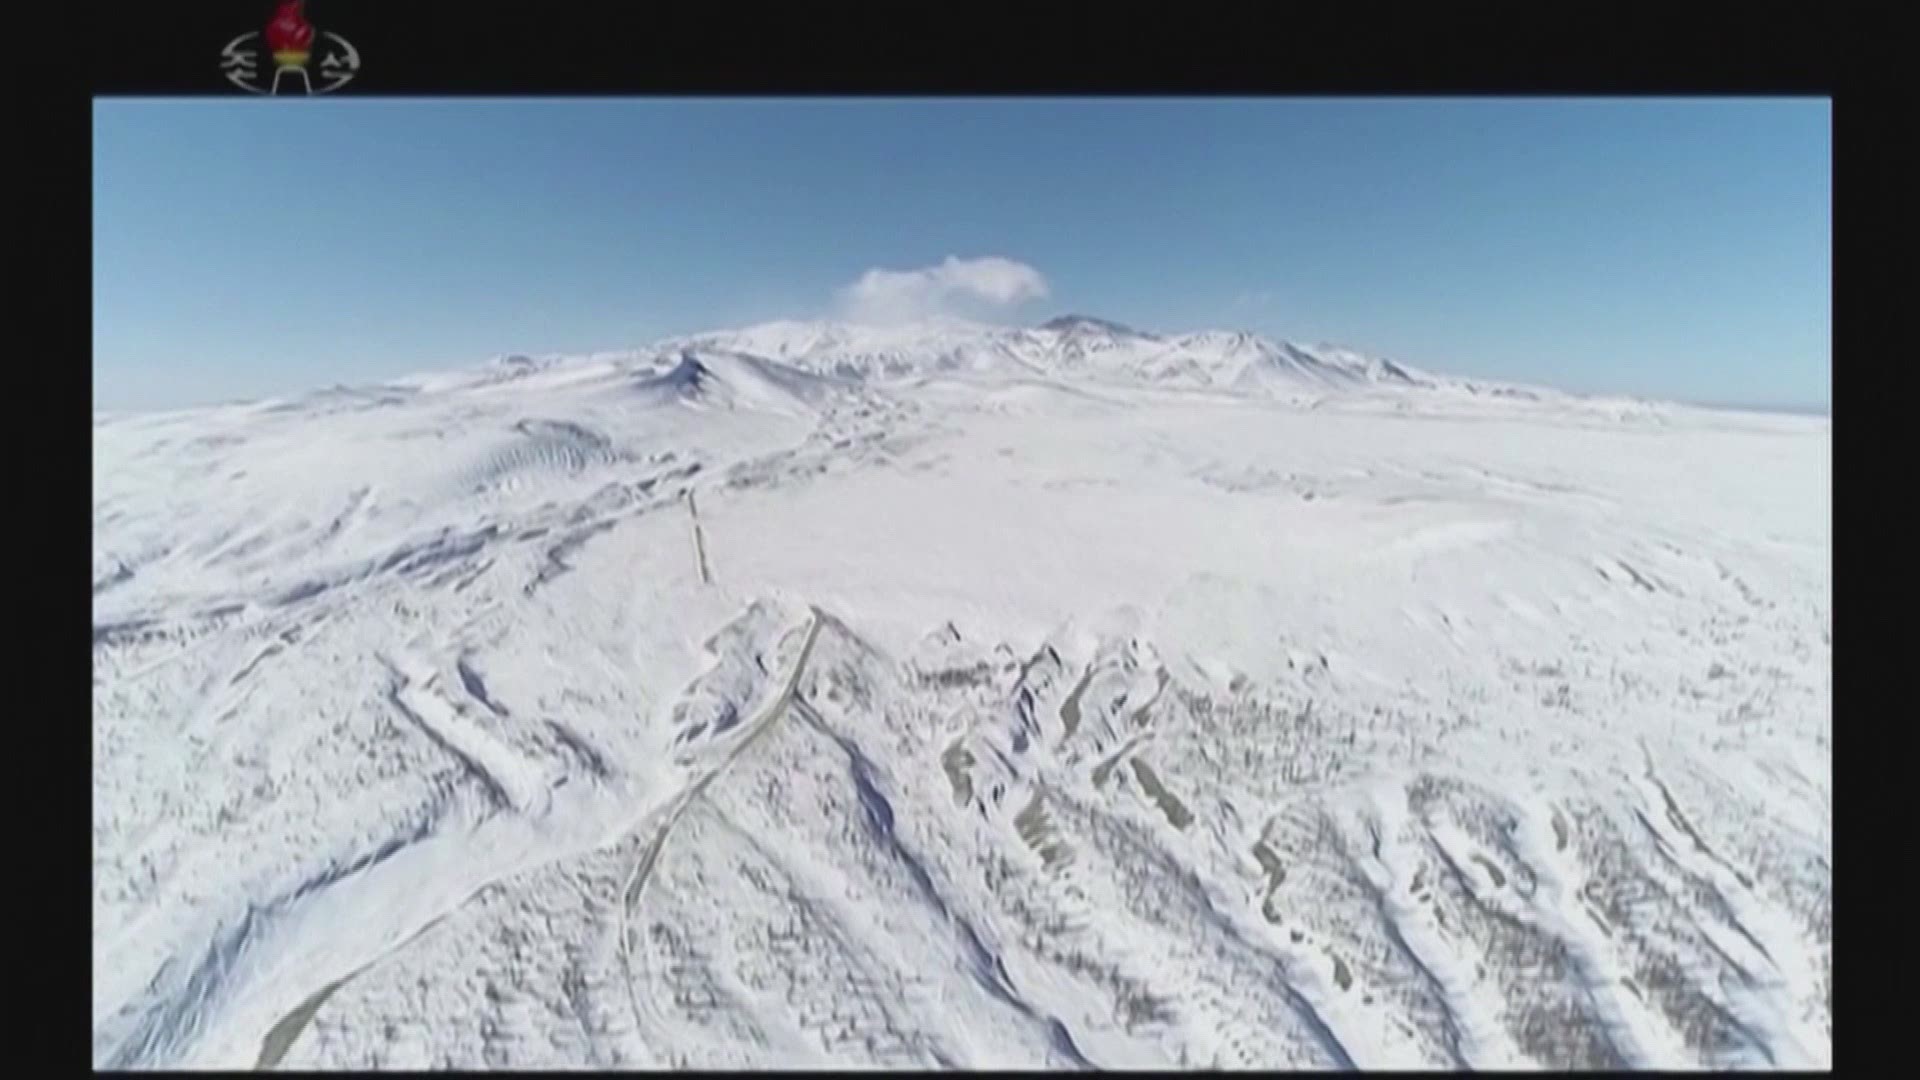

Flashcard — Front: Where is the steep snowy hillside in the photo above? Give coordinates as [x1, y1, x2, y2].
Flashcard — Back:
[93, 319, 1830, 1069]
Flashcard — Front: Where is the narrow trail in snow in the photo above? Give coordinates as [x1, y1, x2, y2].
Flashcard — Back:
[255, 980, 346, 1070]
[616, 609, 824, 1055]
[252, 912, 451, 1070]
[685, 491, 714, 585]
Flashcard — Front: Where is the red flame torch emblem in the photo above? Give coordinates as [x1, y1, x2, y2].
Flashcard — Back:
[266, 1, 315, 68]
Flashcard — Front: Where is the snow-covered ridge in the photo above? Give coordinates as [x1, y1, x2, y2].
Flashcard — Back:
[164, 316, 1690, 427]
[563, 314, 1688, 428]
[668, 314, 1442, 395]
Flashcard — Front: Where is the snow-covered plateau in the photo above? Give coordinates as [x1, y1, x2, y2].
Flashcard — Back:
[92, 316, 1830, 1069]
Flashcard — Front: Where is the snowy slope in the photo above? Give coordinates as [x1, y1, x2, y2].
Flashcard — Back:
[93, 318, 1830, 1069]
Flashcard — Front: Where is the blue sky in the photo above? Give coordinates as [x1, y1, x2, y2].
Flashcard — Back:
[94, 98, 1829, 411]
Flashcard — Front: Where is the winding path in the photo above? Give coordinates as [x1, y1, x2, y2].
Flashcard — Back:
[615, 609, 825, 1055]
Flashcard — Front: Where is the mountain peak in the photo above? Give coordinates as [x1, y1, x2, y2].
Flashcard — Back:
[1037, 314, 1154, 339]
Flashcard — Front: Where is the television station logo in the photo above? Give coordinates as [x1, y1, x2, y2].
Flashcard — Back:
[220, 1, 360, 95]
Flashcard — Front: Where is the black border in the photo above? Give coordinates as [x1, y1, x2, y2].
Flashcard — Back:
[77, 0, 1871, 1074]
[93, 0, 1836, 97]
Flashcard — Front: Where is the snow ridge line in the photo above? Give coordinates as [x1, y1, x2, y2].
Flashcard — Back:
[788, 694, 1097, 1070]
[380, 654, 547, 816]
[1629, 743, 1820, 1067]
[1348, 857, 1473, 1068]
[1047, 775, 1364, 1069]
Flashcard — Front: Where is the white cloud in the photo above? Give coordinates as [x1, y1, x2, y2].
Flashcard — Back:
[836, 256, 1050, 324]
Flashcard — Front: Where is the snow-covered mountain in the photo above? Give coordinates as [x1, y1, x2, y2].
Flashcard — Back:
[632, 350, 862, 417]
[93, 316, 1827, 1069]
[671, 314, 1453, 398]
[655, 315, 1676, 428]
